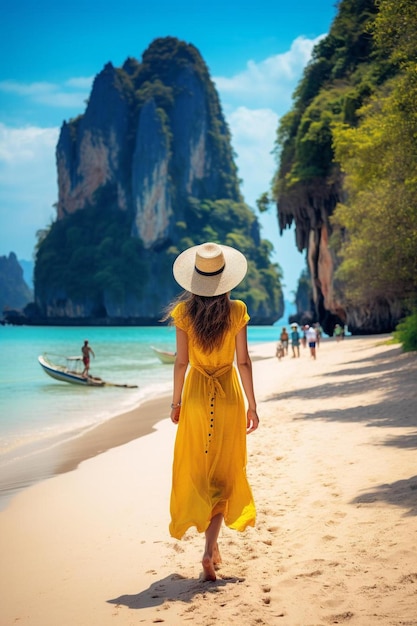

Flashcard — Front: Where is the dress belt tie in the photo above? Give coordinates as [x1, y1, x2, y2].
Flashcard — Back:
[192, 363, 233, 398]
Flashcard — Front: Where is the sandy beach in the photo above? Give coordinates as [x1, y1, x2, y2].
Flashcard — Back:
[1, 335, 417, 626]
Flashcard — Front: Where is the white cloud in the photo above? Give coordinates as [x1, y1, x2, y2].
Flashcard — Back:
[227, 107, 278, 206]
[0, 123, 59, 258]
[226, 107, 306, 292]
[0, 76, 92, 109]
[0, 80, 57, 96]
[35, 91, 89, 108]
[65, 76, 94, 89]
[214, 35, 324, 111]
[214, 37, 324, 295]
[0, 124, 58, 162]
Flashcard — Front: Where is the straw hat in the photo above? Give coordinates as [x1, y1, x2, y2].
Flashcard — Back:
[173, 242, 247, 296]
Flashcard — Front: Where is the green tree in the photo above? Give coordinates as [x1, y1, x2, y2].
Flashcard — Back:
[331, 0, 417, 308]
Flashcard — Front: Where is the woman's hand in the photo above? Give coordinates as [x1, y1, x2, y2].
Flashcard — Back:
[170, 406, 181, 424]
[246, 408, 259, 434]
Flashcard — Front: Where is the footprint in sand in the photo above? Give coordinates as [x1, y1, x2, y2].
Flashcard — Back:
[172, 543, 185, 553]
[295, 569, 323, 578]
[261, 584, 272, 604]
[399, 572, 417, 584]
[267, 526, 279, 533]
[326, 610, 355, 622]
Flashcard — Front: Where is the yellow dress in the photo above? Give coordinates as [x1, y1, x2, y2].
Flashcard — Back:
[169, 299, 256, 540]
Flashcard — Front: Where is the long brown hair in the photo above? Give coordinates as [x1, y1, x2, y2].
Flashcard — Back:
[164, 292, 231, 353]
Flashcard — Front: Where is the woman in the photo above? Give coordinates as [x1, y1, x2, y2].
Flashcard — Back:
[167, 241, 259, 582]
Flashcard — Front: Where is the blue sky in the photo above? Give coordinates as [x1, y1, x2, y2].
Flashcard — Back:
[0, 0, 338, 300]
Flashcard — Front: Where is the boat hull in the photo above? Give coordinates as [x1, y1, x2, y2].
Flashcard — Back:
[150, 346, 176, 364]
[38, 355, 105, 386]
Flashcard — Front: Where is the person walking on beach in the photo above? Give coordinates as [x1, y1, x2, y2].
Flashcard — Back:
[166, 242, 259, 582]
[301, 325, 307, 349]
[305, 325, 317, 359]
[81, 340, 95, 377]
[280, 327, 289, 355]
[276, 340, 285, 360]
[334, 323, 343, 342]
[314, 323, 322, 347]
[290, 324, 300, 358]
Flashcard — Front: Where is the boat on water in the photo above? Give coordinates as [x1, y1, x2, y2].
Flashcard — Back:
[150, 346, 176, 364]
[38, 353, 138, 388]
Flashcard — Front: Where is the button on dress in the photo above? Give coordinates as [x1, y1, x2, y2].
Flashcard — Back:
[169, 299, 256, 539]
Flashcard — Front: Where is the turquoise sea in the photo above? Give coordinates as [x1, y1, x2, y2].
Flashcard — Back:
[0, 324, 279, 463]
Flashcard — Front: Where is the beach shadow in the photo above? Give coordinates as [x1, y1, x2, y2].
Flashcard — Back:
[264, 350, 416, 440]
[296, 393, 417, 431]
[351, 475, 417, 517]
[320, 360, 399, 379]
[383, 430, 417, 449]
[264, 368, 402, 404]
[342, 344, 403, 363]
[107, 572, 243, 609]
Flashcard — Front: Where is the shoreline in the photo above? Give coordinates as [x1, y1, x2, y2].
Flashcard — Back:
[0, 393, 171, 511]
[0, 341, 273, 511]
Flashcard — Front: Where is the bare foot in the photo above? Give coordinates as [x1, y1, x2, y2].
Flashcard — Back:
[213, 543, 222, 570]
[202, 554, 216, 581]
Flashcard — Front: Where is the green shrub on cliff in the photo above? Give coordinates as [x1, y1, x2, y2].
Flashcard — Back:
[35, 202, 147, 312]
[168, 198, 283, 320]
[394, 312, 417, 352]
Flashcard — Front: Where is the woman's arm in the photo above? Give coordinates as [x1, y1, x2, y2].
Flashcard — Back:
[236, 325, 259, 434]
[170, 327, 189, 424]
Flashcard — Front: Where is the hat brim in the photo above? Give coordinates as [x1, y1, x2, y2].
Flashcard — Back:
[173, 244, 248, 296]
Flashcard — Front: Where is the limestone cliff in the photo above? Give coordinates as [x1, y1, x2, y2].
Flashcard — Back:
[278, 179, 345, 331]
[35, 37, 283, 324]
[0, 253, 33, 315]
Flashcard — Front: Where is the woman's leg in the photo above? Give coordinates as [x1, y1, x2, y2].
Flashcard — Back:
[202, 512, 223, 581]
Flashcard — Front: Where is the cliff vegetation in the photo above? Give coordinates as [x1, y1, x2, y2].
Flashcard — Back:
[271, 0, 417, 334]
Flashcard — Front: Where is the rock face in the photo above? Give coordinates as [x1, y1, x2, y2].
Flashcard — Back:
[0, 253, 33, 314]
[56, 42, 241, 237]
[35, 37, 283, 324]
[56, 62, 134, 221]
[278, 180, 345, 332]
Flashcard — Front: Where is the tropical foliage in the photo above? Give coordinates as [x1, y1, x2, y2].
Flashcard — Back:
[35, 197, 147, 316]
[176, 199, 283, 316]
[272, 0, 417, 327]
[331, 0, 417, 308]
[393, 311, 417, 353]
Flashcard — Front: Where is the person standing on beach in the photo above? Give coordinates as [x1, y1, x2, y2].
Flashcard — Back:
[81, 340, 95, 377]
[276, 340, 285, 360]
[166, 242, 259, 582]
[301, 325, 307, 349]
[305, 325, 317, 359]
[334, 323, 343, 342]
[314, 323, 322, 347]
[290, 324, 300, 358]
[280, 327, 289, 355]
